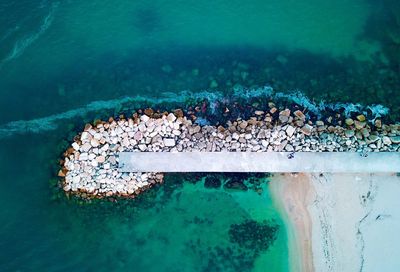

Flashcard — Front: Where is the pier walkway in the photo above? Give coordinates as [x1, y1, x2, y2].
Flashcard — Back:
[119, 152, 400, 173]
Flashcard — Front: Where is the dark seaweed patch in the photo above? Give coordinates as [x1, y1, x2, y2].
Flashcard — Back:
[229, 220, 279, 254]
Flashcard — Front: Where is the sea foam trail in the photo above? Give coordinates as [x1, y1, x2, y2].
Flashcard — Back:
[0, 87, 390, 139]
[0, 2, 58, 67]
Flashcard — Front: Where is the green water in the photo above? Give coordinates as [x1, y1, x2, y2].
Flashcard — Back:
[0, 0, 399, 271]
[0, 133, 287, 271]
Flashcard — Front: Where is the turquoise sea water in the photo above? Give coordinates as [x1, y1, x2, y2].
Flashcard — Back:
[0, 0, 399, 271]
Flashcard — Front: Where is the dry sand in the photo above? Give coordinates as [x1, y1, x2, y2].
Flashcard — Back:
[270, 172, 400, 272]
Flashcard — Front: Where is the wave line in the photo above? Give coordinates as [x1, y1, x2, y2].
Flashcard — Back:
[0, 87, 390, 139]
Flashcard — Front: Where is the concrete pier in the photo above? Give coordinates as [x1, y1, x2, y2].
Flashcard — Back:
[61, 108, 400, 198]
[119, 152, 400, 173]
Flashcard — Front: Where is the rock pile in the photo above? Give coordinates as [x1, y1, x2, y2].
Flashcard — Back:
[59, 108, 400, 198]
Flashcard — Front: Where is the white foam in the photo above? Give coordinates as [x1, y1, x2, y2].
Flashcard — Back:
[0, 87, 391, 139]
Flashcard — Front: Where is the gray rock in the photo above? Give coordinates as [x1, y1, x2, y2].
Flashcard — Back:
[279, 115, 289, 123]
[285, 144, 294, 152]
[261, 140, 269, 148]
[368, 135, 379, 143]
[345, 130, 355, 138]
[382, 136, 392, 145]
[195, 125, 202, 133]
[390, 136, 400, 144]
[294, 110, 306, 121]
[239, 121, 248, 129]
[361, 128, 370, 138]
[301, 124, 313, 136]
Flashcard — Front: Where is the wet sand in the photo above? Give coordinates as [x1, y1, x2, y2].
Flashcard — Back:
[270, 173, 314, 272]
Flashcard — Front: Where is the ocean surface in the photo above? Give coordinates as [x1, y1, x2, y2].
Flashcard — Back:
[0, 0, 399, 271]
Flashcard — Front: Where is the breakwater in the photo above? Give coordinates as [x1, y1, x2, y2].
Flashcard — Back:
[59, 106, 400, 198]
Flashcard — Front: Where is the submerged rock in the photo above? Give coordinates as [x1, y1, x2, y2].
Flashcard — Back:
[204, 175, 222, 188]
[229, 220, 279, 254]
[224, 179, 248, 191]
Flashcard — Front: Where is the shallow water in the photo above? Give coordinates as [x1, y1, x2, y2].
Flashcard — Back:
[0, 0, 399, 271]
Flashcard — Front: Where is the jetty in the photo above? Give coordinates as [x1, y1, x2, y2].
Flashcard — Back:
[59, 107, 400, 198]
[119, 152, 400, 173]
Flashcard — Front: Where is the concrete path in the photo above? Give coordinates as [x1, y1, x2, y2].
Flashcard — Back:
[118, 152, 400, 173]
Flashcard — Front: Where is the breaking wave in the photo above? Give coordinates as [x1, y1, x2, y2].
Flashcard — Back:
[0, 87, 390, 139]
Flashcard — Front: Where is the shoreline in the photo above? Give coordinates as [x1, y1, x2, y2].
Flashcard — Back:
[270, 172, 400, 272]
[269, 174, 314, 272]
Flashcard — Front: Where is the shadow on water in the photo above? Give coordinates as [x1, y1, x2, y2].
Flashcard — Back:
[1, 44, 400, 124]
[131, 5, 164, 35]
[362, 0, 400, 68]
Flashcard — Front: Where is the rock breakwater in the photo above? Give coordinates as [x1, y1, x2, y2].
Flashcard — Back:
[59, 107, 400, 198]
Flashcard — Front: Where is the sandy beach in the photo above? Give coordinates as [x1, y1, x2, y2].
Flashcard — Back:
[271, 172, 400, 272]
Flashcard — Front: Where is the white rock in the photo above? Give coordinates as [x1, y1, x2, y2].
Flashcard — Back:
[100, 143, 109, 152]
[91, 160, 98, 167]
[140, 115, 150, 122]
[167, 113, 177, 122]
[72, 175, 81, 184]
[261, 140, 269, 148]
[96, 156, 106, 163]
[138, 124, 146, 132]
[172, 130, 181, 136]
[94, 133, 102, 140]
[72, 142, 80, 151]
[141, 173, 148, 180]
[286, 126, 296, 137]
[138, 144, 147, 151]
[164, 138, 176, 147]
[79, 153, 88, 161]
[80, 131, 90, 141]
[122, 137, 130, 147]
[115, 127, 124, 135]
[90, 139, 100, 147]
